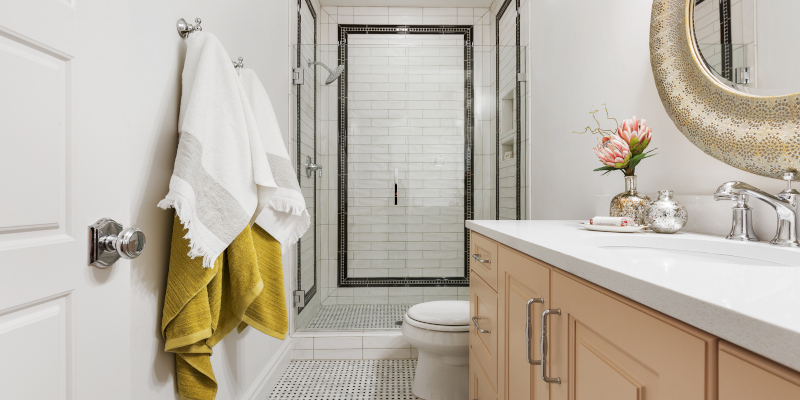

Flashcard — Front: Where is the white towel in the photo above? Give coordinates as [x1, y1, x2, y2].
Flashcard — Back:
[159, 32, 277, 267]
[239, 68, 310, 245]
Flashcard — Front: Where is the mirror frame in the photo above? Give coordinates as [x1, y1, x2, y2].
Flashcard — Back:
[650, 0, 800, 179]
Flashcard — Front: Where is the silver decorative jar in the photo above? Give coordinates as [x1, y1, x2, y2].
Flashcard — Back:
[645, 190, 688, 234]
[610, 175, 651, 225]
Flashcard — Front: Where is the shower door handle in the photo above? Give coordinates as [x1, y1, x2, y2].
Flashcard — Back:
[304, 156, 323, 178]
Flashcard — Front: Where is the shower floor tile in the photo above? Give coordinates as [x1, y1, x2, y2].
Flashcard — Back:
[268, 360, 421, 400]
[305, 304, 411, 330]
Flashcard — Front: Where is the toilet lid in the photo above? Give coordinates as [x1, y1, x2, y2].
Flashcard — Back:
[406, 301, 470, 326]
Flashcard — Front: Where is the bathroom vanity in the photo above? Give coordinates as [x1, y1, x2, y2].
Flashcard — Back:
[466, 220, 800, 400]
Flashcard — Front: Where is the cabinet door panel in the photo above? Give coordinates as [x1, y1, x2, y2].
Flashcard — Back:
[498, 246, 550, 400]
[719, 341, 800, 400]
[549, 272, 715, 400]
[471, 274, 498, 390]
[574, 323, 647, 400]
[471, 349, 498, 400]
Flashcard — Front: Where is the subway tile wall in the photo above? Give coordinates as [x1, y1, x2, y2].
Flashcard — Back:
[345, 33, 467, 280]
[315, 7, 494, 306]
[302, 2, 532, 311]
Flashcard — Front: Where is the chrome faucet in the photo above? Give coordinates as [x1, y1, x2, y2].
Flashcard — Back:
[713, 172, 800, 247]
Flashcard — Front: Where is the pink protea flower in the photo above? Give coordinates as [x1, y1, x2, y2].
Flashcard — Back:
[616, 117, 652, 155]
[593, 135, 631, 169]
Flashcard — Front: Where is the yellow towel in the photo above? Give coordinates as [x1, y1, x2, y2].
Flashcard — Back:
[162, 215, 288, 400]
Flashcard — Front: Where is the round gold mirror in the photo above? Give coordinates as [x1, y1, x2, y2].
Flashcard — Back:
[650, 0, 800, 179]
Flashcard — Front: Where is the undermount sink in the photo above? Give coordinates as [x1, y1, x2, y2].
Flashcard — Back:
[580, 234, 800, 268]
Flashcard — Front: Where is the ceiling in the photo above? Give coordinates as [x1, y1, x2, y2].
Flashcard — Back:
[319, 0, 494, 7]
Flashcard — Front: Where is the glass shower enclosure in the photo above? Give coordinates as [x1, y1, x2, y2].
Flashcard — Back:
[292, 36, 526, 331]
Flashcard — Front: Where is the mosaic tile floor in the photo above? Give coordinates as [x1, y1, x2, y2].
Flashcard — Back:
[305, 304, 412, 330]
[268, 360, 422, 399]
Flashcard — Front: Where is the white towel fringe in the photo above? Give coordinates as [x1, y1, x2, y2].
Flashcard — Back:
[158, 195, 217, 269]
[269, 197, 308, 217]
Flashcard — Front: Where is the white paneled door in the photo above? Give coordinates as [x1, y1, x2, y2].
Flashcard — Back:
[0, 0, 131, 399]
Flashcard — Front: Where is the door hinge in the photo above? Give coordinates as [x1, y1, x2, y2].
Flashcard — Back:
[293, 67, 304, 85]
[734, 66, 751, 85]
[517, 72, 527, 82]
[293, 290, 306, 308]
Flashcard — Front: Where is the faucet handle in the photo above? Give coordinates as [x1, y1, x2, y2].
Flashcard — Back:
[727, 194, 760, 242]
[783, 172, 794, 189]
[780, 172, 800, 197]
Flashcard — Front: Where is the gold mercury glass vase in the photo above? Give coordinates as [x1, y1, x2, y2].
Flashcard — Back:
[610, 175, 651, 225]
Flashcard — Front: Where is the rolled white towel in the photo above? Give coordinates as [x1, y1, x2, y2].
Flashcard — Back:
[589, 216, 635, 227]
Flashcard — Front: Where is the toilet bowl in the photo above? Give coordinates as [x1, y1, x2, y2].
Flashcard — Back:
[401, 300, 470, 400]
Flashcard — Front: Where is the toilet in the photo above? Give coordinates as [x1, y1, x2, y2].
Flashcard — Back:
[401, 300, 470, 400]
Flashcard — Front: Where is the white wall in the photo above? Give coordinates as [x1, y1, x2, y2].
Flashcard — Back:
[755, 0, 800, 95]
[528, 0, 785, 223]
[128, 1, 293, 399]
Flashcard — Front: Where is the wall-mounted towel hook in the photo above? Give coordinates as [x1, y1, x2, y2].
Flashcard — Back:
[232, 57, 244, 69]
[177, 18, 202, 38]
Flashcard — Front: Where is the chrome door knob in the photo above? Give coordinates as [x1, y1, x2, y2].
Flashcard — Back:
[112, 227, 146, 259]
[89, 218, 146, 268]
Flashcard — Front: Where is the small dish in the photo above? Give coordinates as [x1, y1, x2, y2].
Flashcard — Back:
[579, 222, 646, 233]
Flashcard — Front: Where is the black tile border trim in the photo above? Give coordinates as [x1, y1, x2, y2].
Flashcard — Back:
[337, 24, 474, 288]
[718, 0, 733, 81]
[495, 0, 522, 221]
[693, 0, 732, 82]
[296, 0, 317, 313]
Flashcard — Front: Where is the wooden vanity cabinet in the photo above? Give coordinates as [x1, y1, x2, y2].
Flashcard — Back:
[719, 341, 800, 399]
[469, 232, 714, 400]
[469, 232, 800, 399]
[549, 271, 716, 400]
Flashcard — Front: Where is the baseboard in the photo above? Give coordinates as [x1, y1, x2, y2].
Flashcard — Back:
[240, 336, 293, 400]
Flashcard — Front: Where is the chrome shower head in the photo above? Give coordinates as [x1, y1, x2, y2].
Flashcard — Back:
[308, 61, 345, 85]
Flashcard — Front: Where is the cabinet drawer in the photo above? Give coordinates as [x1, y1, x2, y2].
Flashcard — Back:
[470, 349, 497, 400]
[471, 232, 498, 291]
[470, 274, 498, 391]
[719, 341, 800, 400]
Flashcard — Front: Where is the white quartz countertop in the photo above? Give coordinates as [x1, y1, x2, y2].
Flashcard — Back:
[466, 220, 800, 371]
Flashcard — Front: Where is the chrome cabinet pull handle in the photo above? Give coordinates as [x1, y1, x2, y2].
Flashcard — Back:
[540, 308, 562, 384]
[471, 316, 491, 333]
[526, 298, 544, 366]
[471, 253, 491, 264]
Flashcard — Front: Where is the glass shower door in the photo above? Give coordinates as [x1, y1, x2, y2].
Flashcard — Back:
[293, 1, 319, 330]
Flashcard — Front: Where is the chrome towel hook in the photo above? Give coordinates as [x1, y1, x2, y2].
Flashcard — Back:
[232, 57, 244, 69]
[177, 18, 202, 38]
